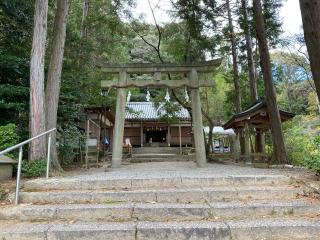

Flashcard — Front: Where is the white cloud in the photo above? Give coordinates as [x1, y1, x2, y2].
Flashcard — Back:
[134, 0, 172, 24]
[134, 0, 303, 35]
[280, 0, 303, 35]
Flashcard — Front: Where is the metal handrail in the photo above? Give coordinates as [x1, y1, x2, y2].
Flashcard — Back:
[0, 128, 56, 205]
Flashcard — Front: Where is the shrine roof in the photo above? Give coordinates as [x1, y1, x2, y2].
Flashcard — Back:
[223, 98, 295, 129]
[126, 102, 190, 121]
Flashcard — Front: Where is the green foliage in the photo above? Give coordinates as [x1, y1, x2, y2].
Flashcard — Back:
[0, 1, 32, 128]
[58, 125, 84, 167]
[200, 67, 233, 123]
[21, 159, 46, 178]
[305, 136, 320, 173]
[153, 93, 182, 124]
[0, 123, 19, 151]
[284, 116, 320, 173]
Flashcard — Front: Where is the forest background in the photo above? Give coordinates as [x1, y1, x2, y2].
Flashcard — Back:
[1, 0, 319, 175]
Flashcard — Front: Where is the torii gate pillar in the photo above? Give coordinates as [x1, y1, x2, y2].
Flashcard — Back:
[111, 70, 127, 168]
[190, 69, 207, 167]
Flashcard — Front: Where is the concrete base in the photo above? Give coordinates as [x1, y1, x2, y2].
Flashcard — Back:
[0, 155, 16, 180]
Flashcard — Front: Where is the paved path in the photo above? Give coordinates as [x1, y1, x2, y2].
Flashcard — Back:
[61, 162, 289, 180]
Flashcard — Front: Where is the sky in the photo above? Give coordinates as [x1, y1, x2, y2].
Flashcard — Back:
[135, 0, 303, 36]
[280, 0, 302, 35]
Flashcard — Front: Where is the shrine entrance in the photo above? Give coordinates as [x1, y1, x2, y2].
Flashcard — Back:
[146, 130, 166, 143]
[101, 60, 221, 168]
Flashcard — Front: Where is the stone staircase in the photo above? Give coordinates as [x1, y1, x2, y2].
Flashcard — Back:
[1, 163, 320, 239]
[130, 147, 192, 163]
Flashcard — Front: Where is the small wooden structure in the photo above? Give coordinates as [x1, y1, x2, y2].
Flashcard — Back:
[223, 98, 295, 163]
[101, 60, 221, 168]
[83, 107, 114, 168]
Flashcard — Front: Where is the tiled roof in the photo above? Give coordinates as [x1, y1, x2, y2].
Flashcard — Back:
[125, 102, 190, 121]
[223, 97, 295, 129]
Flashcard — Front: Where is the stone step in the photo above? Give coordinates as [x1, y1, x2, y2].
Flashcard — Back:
[1, 219, 320, 240]
[130, 157, 188, 163]
[18, 186, 301, 204]
[132, 147, 180, 155]
[1, 201, 319, 222]
[23, 175, 292, 191]
[132, 154, 178, 158]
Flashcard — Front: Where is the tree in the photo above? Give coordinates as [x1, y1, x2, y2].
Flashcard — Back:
[226, 0, 241, 113]
[299, 0, 320, 103]
[253, 0, 287, 163]
[29, 0, 48, 161]
[241, 0, 257, 103]
[45, 0, 70, 170]
[80, 0, 89, 38]
[0, 1, 32, 130]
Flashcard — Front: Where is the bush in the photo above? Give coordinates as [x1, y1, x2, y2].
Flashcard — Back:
[21, 159, 46, 178]
[304, 137, 320, 174]
[58, 125, 84, 167]
[284, 115, 320, 173]
[0, 123, 19, 151]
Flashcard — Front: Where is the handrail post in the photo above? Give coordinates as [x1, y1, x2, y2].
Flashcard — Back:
[46, 133, 52, 179]
[14, 146, 23, 205]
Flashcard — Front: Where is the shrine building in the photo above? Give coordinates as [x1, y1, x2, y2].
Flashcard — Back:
[84, 101, 192, 150]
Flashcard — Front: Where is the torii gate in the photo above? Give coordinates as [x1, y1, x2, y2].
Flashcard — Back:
[101, 60, 221, 168]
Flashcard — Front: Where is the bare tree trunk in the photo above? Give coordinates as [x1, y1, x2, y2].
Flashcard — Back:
[227, 0, 245, 158]
[206, 122, 214, 157]
[80, 0, 89, 38]
[29, 0, 48, 162]
[227, 0, 241, 113]
[299, 0, 320, 103]
[241, 0, 258, 103]
[241, 0, 261, 154]
[45, 0, 69, 170]
[253, 0, 287, 164]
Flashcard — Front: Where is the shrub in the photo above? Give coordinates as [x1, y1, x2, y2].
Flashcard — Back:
[0, 123, 19, 151]
[21, 159, 46, 178]
[303, 137, 320, 174]
[284, 115, 320, 173]
[58, 125, 84, 167]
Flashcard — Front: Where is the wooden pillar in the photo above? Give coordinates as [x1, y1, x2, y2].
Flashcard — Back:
[179, 123, 182, 154]
[97, 114, 101, 165]
[167, 125, 171, 147]
[261, 132, 265, 153]
[189, 68, 207, 167]
[111, 71, 127, 168]
[244, 123, 250, 163]
[233, 130, 241, 162]
[140, 122, 143, 147]
[255, 129, 266, 154]
[254, 129, 261, 153]
[85, 119, 89, 169]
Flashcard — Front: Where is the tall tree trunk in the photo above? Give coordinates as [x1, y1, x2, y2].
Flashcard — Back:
[227, 0, 245, 158]
[206, 121, 214, 157]
[80, 0, 89, 38]
[29, 0, 48, 162]
[241, 0, 258, 103]
[241, 0, 261, 154]
[299, 0, 320, 103]
[227, 0, 241, 113]
[45, 0, 69, 170]
[253, 0, 287, 164]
